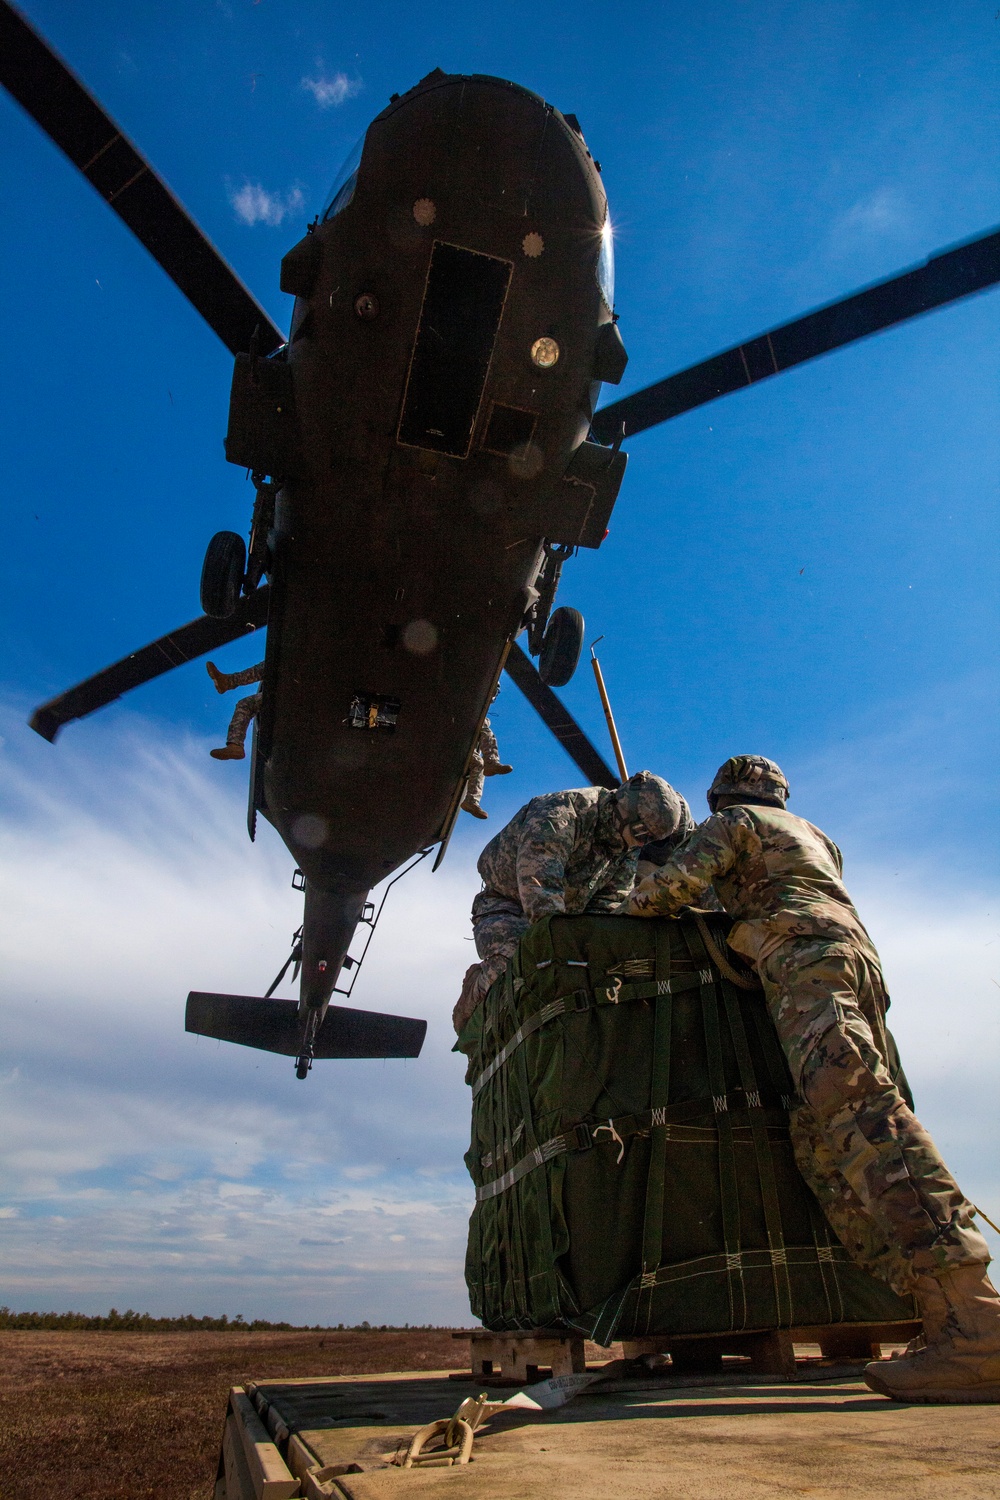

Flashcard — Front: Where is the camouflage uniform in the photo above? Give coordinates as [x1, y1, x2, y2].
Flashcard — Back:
[624, 803, 988, 1293]
[635, 820, 722, 903]
[455, 787, 637, 1032]
[462, 718, 511, 816]
[214, 661, 264, 749]
[455, 775, 691, 1034]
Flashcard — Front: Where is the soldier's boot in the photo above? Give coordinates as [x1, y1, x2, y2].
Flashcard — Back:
[461, 796, 489, 819]
[206, 661, 235, 694]
[864, 1265, 1000, 1402]
[483, 761, 513, 777]
[210, 692, 259, 760]
[889, 1274, 949, 1360]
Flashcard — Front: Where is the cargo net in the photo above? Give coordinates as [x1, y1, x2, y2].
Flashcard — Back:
[459, 911, 913, 1343]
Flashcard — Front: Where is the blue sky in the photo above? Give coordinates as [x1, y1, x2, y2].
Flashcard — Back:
[1, 0, 997, 1321]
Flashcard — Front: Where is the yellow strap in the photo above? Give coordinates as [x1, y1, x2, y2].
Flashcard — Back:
[972, 1203, 1000, 1236]
[692, 911, 762, 991]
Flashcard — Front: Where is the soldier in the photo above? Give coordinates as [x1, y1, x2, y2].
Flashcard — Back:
[635, 825, 701, 886]
[454, 771, 692, 1034]
[461, 706, 513, 820]
[205, 660, 263, 760]
[621, 753, 1000, 1404]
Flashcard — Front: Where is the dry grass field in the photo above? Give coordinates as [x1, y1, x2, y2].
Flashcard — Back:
[0, 1327, 469, 1500]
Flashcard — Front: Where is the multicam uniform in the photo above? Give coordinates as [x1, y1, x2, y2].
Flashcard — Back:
[463, 718, 507, 813]
[218, 662, 264, 749]
[624, 803, 988, 1294]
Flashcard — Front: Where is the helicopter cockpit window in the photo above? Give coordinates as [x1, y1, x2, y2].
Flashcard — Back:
[598, 214, 615, 311]
[322, 134, 364, 221]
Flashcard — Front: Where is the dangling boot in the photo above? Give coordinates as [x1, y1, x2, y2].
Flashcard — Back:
[461, 796, 488, 819]
[206, 661, 234, 694]
[865, 1264, 1000, 1402]
[483, 761, 513, 777]
[210, 691, 259, 761]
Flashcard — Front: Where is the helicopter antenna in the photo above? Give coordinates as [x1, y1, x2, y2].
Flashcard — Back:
[589, 637, 629, 784]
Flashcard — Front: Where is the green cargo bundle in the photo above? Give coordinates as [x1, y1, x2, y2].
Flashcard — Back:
[461, 911, 914, 1342]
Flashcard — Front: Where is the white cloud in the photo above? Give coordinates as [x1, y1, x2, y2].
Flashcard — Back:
[0, 698, 996, 1322]
[301, 71, 362, 109]
[825, 186, 913, 259]
[228, 181, 306, 228]
[0, 706, 478, 1321]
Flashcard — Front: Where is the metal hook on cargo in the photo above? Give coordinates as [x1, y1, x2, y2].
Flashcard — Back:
[593, 1117, 625, 1165]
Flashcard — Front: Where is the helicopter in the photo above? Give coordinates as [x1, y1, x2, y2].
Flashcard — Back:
[3, 1, 998, 1080]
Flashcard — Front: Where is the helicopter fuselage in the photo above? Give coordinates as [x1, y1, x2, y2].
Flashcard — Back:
[228, 73, 627, 1012]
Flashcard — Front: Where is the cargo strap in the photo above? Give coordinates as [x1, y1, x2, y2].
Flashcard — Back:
[475, 1087, 794, 1202]
[691, 911, 763, 991]
[470, 969, 711, 1099]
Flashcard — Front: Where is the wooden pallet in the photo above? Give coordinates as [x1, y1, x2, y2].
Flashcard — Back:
[459, 1321, 921, 1382]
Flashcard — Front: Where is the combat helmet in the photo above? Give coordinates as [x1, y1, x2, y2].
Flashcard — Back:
[707, 755, 789, 813]
[613, 771, 693, 845]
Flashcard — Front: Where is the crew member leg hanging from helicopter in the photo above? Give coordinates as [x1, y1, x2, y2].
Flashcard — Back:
[206, 660, 264, 761]
[461, 690, 513, 819]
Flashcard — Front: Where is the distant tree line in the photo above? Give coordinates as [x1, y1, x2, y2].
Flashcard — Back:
[0, 1308, 459, 1332]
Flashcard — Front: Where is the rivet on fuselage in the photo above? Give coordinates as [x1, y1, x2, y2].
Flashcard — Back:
[412, 198, 436, 226]
[355, 293, 380, 320]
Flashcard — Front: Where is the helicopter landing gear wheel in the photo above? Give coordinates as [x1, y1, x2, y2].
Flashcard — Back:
[200, 530, 246, 618]
[538, 606, 585, 687]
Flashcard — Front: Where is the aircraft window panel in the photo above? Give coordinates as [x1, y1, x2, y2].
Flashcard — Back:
[398, 242, 513, 458]
[598, 214, 614, 311]
[482, 402, 537, 456]
[322, 134, 365, 220]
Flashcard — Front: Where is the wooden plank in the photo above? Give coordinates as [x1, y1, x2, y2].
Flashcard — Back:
[224, 1412, 258, 1500]
[468, 1331, 586, 1380]
[815, 1328, 883, 1361]
[230, 1388, 301, 1499]
[792, 1321, 920, 1345]
[621, 1321, 920, 1374]
[743, 1332, 796, 1377]
[286, 1433, 321, 1483]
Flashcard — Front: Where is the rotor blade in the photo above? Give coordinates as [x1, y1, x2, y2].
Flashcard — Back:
[0, 0, 284, 356]
[591, 226, 1000, 442]
[29, 587, 270, 743]
[505, 641, 618, 789]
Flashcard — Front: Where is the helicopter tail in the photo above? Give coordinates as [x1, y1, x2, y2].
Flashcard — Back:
[186, 885, 428, 1075]
[299, 885, 370, 1009]
[185, 992, 426, 1060]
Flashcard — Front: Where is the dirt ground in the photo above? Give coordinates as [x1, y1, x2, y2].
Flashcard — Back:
[0, 1327, 470, 1500]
